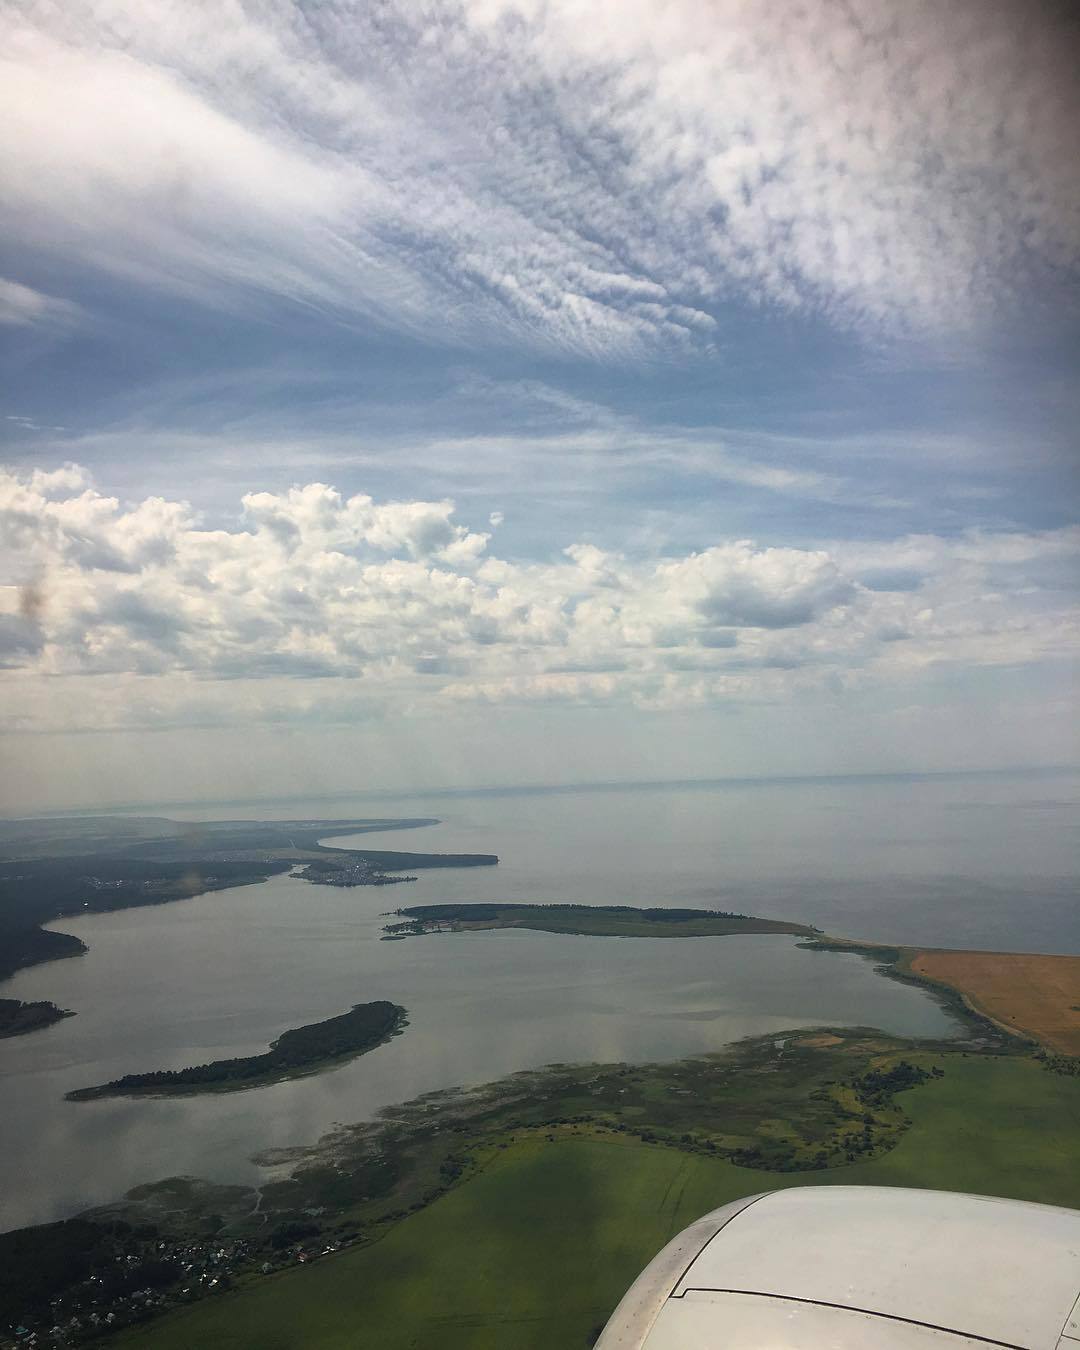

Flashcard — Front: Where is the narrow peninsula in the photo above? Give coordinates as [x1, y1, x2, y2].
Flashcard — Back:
[382, 902, 820, 940]
[0, 997, 74, 1038]
[0, 813, 496, 1024]
[66, 1001, 407, 1101]
[299, 850, 496, 888]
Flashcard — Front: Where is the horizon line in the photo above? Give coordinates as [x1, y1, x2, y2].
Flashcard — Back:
[6, 762, 1078, 820]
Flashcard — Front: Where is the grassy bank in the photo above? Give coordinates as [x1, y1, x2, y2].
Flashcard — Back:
[113, 1051, 1080, 1350]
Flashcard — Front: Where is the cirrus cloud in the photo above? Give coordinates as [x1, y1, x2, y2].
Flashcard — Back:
[1, 0, 1077, 354]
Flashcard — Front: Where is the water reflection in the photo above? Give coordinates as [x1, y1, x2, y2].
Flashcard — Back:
[3, 771, 1076, 1231]
[2, 872, 954, 1229]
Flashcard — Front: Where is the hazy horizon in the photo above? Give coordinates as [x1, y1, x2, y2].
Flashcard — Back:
[5, 761, 1079, 820]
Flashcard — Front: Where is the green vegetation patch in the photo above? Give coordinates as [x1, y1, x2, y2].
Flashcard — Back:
[384, 902, 818, 940]
[112, 1051, 1080, 1350]
[66, 1002, 407, 1101]
[79, 1029, 971, 1259]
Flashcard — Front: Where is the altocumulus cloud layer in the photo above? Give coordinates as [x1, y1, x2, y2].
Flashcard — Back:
[3, 0, 1078, 352]
[1, 465, 1077, 736]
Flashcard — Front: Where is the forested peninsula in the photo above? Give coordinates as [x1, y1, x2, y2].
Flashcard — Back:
[0, 814, 496, 1027]
[0, 816, 440, 982]
[66, 1001, 407, 1101]
[382, 902, 820, 940]
[0, 997, 73, 1038]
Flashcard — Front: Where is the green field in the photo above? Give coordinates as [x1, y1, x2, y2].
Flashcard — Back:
[115, 1054, 1080, 1350]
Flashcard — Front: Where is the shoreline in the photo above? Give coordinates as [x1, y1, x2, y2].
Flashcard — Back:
[2, 923, 1076, 1342]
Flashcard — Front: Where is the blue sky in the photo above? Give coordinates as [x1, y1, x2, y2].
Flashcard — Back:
[1, 0, 1078, 810]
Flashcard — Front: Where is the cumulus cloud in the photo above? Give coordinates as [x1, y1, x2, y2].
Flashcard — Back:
[657, 545, 855, 630]
[239, 485, 490, 562]
[1, 1, 1077, 352]
[1, 464, 1077, 733]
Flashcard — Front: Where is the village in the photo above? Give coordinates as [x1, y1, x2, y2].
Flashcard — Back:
[298, 859, 416, 888]
[3, 1227, 359, 1349]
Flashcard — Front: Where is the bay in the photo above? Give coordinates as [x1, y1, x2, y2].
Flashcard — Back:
[1, 770, 1076, 1232]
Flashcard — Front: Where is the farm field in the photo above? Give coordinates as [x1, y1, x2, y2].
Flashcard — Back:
[115, 1052, 1080, 1350]
[910, 950, 1080, 1054]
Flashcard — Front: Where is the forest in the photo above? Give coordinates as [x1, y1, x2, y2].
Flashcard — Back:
[66, 1001, 407, 1100]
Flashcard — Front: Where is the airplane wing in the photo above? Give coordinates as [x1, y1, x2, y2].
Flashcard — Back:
[596, 1186, 1080, 1349]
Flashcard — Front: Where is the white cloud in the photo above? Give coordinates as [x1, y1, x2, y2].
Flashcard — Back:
[239, 484, 490, 562]
[1, 464, 1077, 734]
[655, 544, 855, 631]
[0, 276, 79, 327]
[1, 1, 1076, 351]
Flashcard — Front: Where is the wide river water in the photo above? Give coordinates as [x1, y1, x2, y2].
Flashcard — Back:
[1, 770, 1077, 1230]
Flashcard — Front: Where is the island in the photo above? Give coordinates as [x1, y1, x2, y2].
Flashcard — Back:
[65, 1001, 407, 1101]
[0, 997, 73, 1038]
[382, 902, 820, 940]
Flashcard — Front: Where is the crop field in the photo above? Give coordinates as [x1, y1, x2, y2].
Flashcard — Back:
[910, 950, 1080, 1054]
[115, 1052, 1080, 1350]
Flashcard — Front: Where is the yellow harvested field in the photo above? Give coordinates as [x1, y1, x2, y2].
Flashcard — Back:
[911, 950, 1080, 1055]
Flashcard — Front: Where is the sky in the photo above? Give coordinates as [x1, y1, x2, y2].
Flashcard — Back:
[1, 0, 1078, 812]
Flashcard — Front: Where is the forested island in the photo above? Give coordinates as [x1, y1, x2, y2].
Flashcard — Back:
[66, 1001, 407, 1101]
[0, 997, 73, 1038]
[383, 902, 820, 940]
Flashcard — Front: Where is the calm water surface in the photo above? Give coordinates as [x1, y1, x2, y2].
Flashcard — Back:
[1, 772, 1076, 1231]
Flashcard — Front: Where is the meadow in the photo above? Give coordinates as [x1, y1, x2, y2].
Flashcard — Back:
[114, 1052, 1080, 1350]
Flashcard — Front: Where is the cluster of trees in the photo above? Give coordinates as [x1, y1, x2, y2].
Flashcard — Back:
[1037, 1051, 1080, 1076]
[69, 1002, 406, 1099]
[0, 1217, 166, 1329]
[387, 902, 816, 937]
[268, 1221, 320, 1251]
[0, 856, 290, 988]
[0, 997, 71, 1038]
[0, 921, 86, 983]
[850, 1060, 942, 1108]
[338, 849, 497, 870]
[392, 903, 751, 923]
